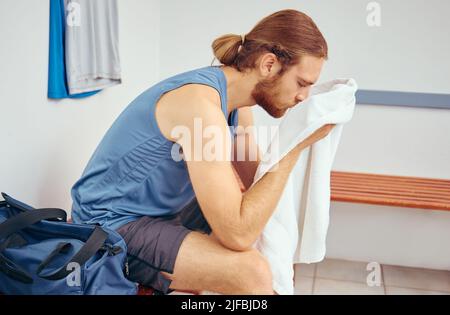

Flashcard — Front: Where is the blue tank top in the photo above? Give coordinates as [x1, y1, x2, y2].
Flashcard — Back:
[70, 66, 239, 230]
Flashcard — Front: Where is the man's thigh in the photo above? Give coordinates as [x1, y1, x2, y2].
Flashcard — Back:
[117, 200, 271, 295]
[161, 231, 270, 294]
[116, 199, 213, 294]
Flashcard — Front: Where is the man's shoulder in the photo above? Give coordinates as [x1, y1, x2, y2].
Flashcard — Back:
[174, 83, 221, 107]
[163, 83, 223, 119]
[155, 83, 226, 140]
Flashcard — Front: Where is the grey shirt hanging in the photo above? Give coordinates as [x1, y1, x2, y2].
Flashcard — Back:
[64, 0, 121, 94]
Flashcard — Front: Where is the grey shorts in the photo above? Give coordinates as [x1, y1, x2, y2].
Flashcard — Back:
[116, 199, 211, 295]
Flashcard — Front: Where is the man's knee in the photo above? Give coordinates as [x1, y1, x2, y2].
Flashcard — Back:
[236, 249, 274, 294]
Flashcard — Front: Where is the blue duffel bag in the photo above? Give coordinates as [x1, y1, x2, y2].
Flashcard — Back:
[0, 192, 138, 295]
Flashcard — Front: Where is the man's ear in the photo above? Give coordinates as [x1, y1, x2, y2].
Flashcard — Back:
[258, 53, 280, 77]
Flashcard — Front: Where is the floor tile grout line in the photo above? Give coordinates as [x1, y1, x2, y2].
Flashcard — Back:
[381, 264, 387, 295]
[313, 276, 385, 290]
[384, 285, 450, 295]
[311, 276, 450, 294]
[296, 277, 449, 295]
[382, 263, 450, 293]
[311, 264, 317, 295]
[381, 268, 450, 292]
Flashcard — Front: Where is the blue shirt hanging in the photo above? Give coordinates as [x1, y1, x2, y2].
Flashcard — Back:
[47, 0, 100, 99]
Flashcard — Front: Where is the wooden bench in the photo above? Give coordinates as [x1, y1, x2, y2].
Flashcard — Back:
[330, 171, 450, 211]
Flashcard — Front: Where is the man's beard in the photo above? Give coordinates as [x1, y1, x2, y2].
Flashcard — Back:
[251, 74, 287, 118]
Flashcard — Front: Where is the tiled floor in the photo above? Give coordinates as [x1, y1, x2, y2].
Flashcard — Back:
[295, 258, 450, 295]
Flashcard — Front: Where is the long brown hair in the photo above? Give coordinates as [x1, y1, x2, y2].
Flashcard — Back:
[212, 9, 328, 74]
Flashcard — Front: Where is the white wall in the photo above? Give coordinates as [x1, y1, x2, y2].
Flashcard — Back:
[1, 0, 449, 271]
[0, 0, 160, 210]
[159, 0, 450, 94]
[159, 0, 450, 270]
[327, 202, 450, 271]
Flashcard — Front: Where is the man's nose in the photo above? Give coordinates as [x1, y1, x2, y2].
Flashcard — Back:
[296, 88, 311, 103]
[296, 92, 307, 103]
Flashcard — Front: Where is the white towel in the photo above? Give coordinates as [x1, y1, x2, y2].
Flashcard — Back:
[251, 78, 358, 295]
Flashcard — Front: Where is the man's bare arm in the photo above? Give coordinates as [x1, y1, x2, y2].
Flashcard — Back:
[231, 107, 261, 191]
